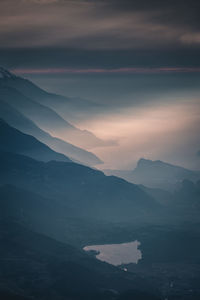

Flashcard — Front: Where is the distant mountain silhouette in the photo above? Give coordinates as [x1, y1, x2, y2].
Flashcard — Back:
[0, 151, 159, 222]
[104, 158, 200, 190]
[0, 119, 71, 162]
[0, 100, 102, 166]
[0, 67, 113, 149]
[0, 67, 107, 123]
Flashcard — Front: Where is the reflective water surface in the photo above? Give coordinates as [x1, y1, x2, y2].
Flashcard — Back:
[83, 240, 142, 266]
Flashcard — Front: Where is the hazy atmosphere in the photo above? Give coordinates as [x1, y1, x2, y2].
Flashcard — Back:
[1, 0, 200, 170]
[0, 1, 200, 300]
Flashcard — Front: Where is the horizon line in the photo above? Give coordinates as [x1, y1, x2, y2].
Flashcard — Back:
[11, 67, 200, 75]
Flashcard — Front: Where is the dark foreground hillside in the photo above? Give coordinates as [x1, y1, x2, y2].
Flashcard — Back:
[0, 219, 162, 300]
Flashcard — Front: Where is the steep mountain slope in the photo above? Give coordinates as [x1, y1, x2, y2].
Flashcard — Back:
[0, 84, 74, 131]
[0, 100, 102, 166]
[0, 67, 105, 123]
[0, 119, 71, 162]
[0, 151, 159, 222]
[0, 68, 109, 149]
[104, 158, 200, 190]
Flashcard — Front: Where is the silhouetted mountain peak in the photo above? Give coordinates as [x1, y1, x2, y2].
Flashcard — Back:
[97, 158, 200, 190]
[0, 67, 17, 79]
[137, 158, 154, 167]
[136, 158, 185, 171]
[136, 158, 167, 170]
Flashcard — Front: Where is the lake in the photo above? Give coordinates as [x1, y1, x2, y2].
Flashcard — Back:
[83, 240, 142, 266]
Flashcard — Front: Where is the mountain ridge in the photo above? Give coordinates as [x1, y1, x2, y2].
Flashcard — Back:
[0, 100, 102, 166]
[0, 150, 159, 222]
[0, 119, 72, 163]
[104, 158, 200, 190]
[0, 67, 112, 149]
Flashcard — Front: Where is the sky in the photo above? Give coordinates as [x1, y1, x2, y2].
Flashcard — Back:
[0, 0, 200, 169]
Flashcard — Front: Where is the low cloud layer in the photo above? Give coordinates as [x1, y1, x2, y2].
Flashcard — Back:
[0, 0, 199, 170]
[80, 99, 200, 170]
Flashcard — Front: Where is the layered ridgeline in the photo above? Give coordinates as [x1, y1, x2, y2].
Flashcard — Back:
[0, 68, 199, 300]
[0, 67, 112, 149]
[0, 100, 102, 166]
[0, 67, 105, 123]
[104, 158, 200, 191]
[0, 116, 161, 299]
[0, 119, 71, 162]
[0, 120, 159, 222]
[0, 151, 159, 222]
[0, 118, 158, 298]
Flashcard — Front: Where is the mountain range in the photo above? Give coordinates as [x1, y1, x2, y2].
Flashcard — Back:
[0, 119, 71, 162]
[0, 150, 158, 223]
[104, 158, 200, 190]
[1, 67, 200, 300]
[0, 99, 102, 166]
[0, 101, 161, 298]
[0, 67, 112, 149]
[1, 66, 105, 123]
